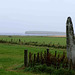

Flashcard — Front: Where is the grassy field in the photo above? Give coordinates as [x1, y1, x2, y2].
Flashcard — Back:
[0, 36, 66, 46]
[0, 36, 67, 75]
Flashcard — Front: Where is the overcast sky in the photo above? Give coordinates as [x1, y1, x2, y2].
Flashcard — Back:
[0, 0, 75, 33]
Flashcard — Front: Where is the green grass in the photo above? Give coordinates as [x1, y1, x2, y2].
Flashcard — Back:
[0, 36, 67, 75]
[0, 69, 48, 75]
[0, 36, 66, 46]
[0, 42, 66, 75]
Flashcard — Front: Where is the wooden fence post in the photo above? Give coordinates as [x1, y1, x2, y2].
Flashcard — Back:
[37, 53, 39, 63]
[29, 52, 32, 63]
[65, 59, 68, 69]
[57, 54, 60, 69]
[47, 48, 49, 56]
[44, 51, 47, 63]
[34, 54, 36, 62]
[69, 59, 73, 70]
[24, 50, 28, 67]
[55, 51, 57, 57]
[40, 52, 43, 64]
[46, 49, 50, 65]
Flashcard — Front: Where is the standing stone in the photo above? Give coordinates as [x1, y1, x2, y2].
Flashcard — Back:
[66, 17, 75, 64]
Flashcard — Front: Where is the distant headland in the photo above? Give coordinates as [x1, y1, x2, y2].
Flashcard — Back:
[25, 31, 66, 36]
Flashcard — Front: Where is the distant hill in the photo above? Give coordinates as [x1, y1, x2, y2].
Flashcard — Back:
[25, 31, 66, 36]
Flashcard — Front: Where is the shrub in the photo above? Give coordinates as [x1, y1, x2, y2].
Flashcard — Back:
[45, 66, 55, 74]
[55, 68, 75, 75]
[32, 64, 47, 73]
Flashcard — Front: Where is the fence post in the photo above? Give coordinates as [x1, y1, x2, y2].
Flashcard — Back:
[65, 59, 68, 69]
[47, 48, 49, 56]
[44, 51, 47, 63]
[40, 52, 43, 64]
[29, 52, 32, 63]
[57, 54, 60, 69]
[46, 49, 50, 65]
[24, 50, 28, 67]
[55, 51, 57, 57]
[34, 54, 36, 62]
[37, 53, 39, 63]
[69, 59, 73, 70]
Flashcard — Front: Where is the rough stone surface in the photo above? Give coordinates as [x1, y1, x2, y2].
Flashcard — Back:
[66, 17, 75, 64]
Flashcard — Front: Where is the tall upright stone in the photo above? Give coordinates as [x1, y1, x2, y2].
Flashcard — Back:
[66, 17, 75, 64]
